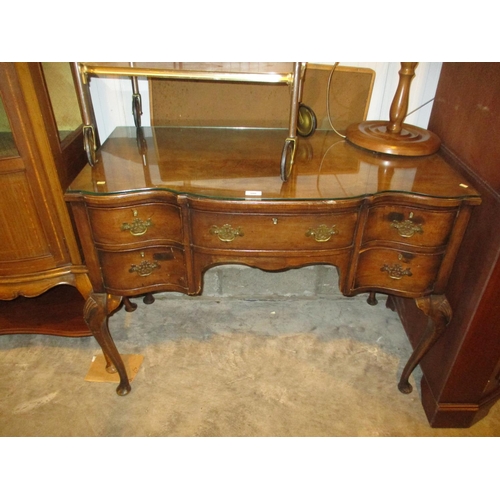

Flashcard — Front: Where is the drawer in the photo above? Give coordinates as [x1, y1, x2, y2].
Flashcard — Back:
[191, 210, 358, 250]
[88, 203, 182, 246]
[98, 246, 187, 294]
[363, 205, 457, 247]
[354, 248, 443, 295]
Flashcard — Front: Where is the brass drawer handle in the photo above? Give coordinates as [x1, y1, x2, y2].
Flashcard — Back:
[121, 209, 152, 236]
[390, 212, 423, 238]
[380, 253, 413, 280]
[306, 224, 338, 242]
[129, 252, 160, 277]
[209, 224, 244, 242]
[380, 263, 413, 280]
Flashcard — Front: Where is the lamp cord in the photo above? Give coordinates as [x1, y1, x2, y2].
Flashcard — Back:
[326, 63, 346, 139]
[405, 98, 435, 118]
[326, 63, 435, 134]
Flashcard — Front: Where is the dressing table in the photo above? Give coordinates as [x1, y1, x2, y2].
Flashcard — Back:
[65, 125, 480, 396]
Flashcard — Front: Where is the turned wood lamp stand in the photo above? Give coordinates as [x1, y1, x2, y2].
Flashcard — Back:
[346, 63, 441, 156]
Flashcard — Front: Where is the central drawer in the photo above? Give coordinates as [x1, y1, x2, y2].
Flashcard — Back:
[191, 210, 358, 250]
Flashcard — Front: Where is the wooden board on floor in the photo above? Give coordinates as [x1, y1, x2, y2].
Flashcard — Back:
[85, 353, 144, 383]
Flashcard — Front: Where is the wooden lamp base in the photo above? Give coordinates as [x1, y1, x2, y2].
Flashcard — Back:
[346, 63, 441, 157]
[346, 120, 441, 156]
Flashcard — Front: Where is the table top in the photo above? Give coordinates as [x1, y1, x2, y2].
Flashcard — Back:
[67, 126, 480, 203]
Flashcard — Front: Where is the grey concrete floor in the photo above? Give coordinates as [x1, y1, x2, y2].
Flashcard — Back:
[1, 265, 499, 437]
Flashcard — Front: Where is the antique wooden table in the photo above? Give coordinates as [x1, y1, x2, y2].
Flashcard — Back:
[65, 126, 481, 396]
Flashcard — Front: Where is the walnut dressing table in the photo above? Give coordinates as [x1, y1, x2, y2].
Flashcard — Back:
[65, 126, 480, 396]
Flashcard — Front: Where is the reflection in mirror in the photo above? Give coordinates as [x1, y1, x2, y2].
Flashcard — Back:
[42, 62, 82, 142]
[0, 93, 19, 158]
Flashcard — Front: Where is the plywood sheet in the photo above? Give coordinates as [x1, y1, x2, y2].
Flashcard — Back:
[85, 353, 143, 383]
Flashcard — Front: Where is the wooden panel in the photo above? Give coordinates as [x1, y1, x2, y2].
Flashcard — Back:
[429, 62, 500, 192]
[0, 170, 50, 261]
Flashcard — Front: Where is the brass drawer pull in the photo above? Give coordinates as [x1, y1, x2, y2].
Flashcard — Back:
[391, 212, 423, 238]
[121, 209, 152, 236]
[306, 224, 338, 242]
[380, 253, 413, 280]
[209, 224, 244, 242]
[129, 252, 160, 277]
[380, 263, 413, 280]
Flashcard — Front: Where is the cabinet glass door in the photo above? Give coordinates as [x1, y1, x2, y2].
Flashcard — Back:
[41, 62, 82, 142]
[0, 94, 19, 158]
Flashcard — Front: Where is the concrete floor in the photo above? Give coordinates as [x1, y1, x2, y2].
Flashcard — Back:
[1, 265, 499, 437]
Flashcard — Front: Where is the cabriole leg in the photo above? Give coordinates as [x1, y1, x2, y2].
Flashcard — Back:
[398, 294, 452, 394]
[84, 293, 131, 396]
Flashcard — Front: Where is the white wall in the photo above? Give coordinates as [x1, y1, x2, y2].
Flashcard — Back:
[89, 62, 442, 142]
[89, 77, 151, 141]
[341, 62, 442, 128]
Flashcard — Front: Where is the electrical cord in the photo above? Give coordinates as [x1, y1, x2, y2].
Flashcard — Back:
[326, 62, 346, 139]
[405, 98, 435, 118]
[326, 63, 435, 135]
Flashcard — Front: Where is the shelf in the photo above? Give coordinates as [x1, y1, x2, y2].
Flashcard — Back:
[0, 285, 91, 337]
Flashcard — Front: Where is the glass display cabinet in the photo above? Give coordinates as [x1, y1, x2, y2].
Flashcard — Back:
[0, 62, 92, 337]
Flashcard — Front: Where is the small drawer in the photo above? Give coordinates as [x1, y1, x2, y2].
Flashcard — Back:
[363, 205, 457, 247]
[354, 248, 443, 295]
[98, 246, 187, 294]
[88, 203, 182, 246]
[191, 211, 358, 250]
